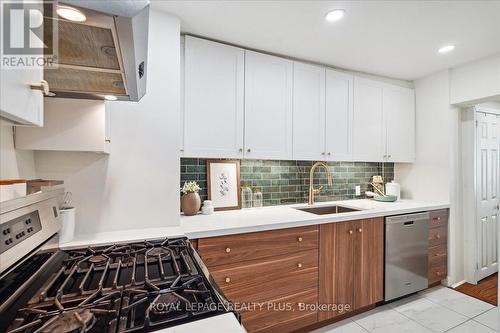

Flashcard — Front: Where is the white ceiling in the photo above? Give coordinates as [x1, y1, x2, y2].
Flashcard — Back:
[152, 0, 500, 81]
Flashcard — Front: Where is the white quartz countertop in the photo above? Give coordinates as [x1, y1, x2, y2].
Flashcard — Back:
[59, 226, 185, 249]
[60, 199, 449, 248]
[155, 313, 245, 333]
[180, 199, 450, 239]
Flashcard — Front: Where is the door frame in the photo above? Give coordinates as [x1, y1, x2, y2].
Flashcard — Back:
[462, 105, 500, 284]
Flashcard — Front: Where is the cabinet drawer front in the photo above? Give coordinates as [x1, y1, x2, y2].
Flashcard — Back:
[430, 210, 449, 228]
[210, 249, 318, 302]
[429, 244, 447, 264]
[429, 258, 447, 284]
[429, 226, 447, 246]
[198, 226, 319, 266]
[241, 288, 318, 333]
[220, 269, 318, 305]
[254, 311, 318, 333]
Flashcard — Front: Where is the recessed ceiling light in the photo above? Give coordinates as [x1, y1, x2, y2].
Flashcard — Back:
[438, 45, 455, 54]
[325, 9, 345, 22]
[104, 95, 118, 101]
[57, 5, 86, 22]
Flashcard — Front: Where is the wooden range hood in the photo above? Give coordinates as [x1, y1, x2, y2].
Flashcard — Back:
[44, 1, 149, 101]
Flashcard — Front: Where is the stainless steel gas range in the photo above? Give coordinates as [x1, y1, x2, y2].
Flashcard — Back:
[0, 191, 238, 333]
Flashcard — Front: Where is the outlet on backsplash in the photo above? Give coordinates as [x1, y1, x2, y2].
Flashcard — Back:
[180, 158, 394, 207]
[355, 185, 361, 196]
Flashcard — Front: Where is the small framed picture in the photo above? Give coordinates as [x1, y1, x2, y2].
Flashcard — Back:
[206, 160, 241, 211]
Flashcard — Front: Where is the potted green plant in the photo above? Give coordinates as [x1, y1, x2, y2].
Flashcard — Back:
[181, 181, 201, 216]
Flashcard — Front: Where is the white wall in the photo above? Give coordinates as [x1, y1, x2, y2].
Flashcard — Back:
[450, 54, 500, 105]
[0, 121, 36, 179]
[35, 10, 181, 235]
[395, 70, 463, 285]
[396, 71, 453, 201]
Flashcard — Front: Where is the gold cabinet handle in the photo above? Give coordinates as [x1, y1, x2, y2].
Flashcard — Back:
[297, 263, 303, 268]
[225, 247, 231, 253]
[225, 277, 231, 283]
[30, 80, 55, 96]
[434, 217, 441, 221]
[436, 234, 441, 239]
[297, 237, 303, 242]
[348, 230, 353, 235]
[358, 228, 362, 233]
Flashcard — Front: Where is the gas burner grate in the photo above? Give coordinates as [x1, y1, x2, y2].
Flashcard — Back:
[3, 238, 227, 333]
[6, 291, 121, 333]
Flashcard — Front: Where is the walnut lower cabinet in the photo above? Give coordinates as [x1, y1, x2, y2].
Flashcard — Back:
[318, 218, 384, 321]
[197, 226, 319, 333]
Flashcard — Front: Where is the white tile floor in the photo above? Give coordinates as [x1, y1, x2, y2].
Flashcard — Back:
[312, 286, 498, 333]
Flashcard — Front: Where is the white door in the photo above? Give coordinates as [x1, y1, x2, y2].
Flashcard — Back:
[476, 112, 499, 280]
[292, 62, 325, 161]
[0, 1, 44, 126]
[245, 51, 293, 160]
[352, 77, 384, 162]
[384, 85, 415, 162]
[325, 69, 353, 161]
[183, 36, 244, 158]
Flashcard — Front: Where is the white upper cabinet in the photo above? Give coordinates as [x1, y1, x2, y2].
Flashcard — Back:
[245, 51, 293, 160]
[183, 36, 245, 158]
[325, 69, 353, 161]
[384, 85, 415, 162]
[292, 62, 326, 161]
[353, 76, 415, 162]
[0, 1, 44, 126]
[353, 77, 385, 162]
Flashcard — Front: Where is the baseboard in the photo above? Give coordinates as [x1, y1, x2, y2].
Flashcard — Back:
[450, 280, 467, 288]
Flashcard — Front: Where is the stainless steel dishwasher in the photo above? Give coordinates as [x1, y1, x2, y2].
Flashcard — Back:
[385, 212, 429, 301]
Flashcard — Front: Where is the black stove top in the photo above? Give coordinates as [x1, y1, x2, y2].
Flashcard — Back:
[0, 238, 235, 333]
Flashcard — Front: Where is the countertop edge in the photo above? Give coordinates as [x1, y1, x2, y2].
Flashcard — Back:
[181, 201, 450, 239]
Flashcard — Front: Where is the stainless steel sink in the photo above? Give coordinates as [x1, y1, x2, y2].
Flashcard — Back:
[296, 205, 361, 215]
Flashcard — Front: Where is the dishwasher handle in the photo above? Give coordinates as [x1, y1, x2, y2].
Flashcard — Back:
[385, 212, 430, 224]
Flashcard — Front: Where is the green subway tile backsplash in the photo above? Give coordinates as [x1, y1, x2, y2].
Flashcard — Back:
[180, 158, 394, 207]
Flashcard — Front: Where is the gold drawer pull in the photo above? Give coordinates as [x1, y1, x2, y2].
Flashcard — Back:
[297, 237, 303, 242]
[436, 234, 441, 239]
[348, 230, 353, 235]
[225, 277, 231, 283]
[434, 217, 441, 221]
[225, 247, 231, 253]
[297, 263, 303, 268]
[358, 228, 362, 233]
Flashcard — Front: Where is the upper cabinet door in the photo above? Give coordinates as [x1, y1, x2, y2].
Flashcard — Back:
[325, 69, 353, 161]
[0, 1, 44, 126]
[183, 36, 244, 158]
[292, 62, 326, 161]
[245, 51, 293, 160]
[352, 77, 384, 162]
[384, 86, 415, 162]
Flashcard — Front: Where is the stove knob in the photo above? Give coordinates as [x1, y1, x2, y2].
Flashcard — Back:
[225, 247, 231, 253]
[2, 229, 8, 235]
[4, 240, 9, 245]
[225, 277, 231, 283]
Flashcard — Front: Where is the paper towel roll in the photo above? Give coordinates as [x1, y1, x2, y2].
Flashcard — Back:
[59, 207, 76, 244]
